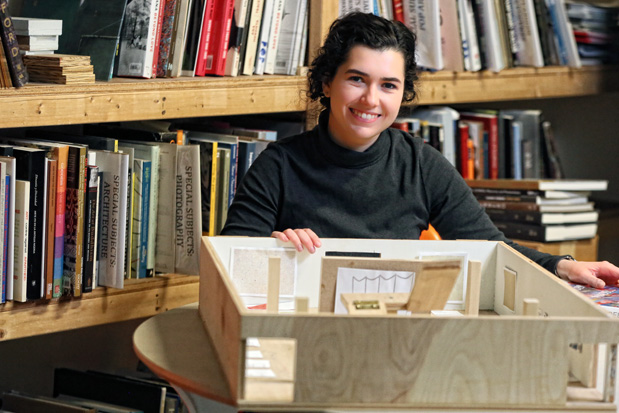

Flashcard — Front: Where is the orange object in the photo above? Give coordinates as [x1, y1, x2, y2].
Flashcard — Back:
[420, 224, 441, 240]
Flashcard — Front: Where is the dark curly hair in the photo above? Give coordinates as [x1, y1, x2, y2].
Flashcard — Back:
[308, 12, 418, 110]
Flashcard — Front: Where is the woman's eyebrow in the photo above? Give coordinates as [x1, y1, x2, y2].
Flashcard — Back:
[344, 68, 402, 83]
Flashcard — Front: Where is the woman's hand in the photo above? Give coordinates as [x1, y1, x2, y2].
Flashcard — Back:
[271, 228, 322, 253]
[556, 259, 619, 289]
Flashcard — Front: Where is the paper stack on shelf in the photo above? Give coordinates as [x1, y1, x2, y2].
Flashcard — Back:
[22, 54, 95, 84]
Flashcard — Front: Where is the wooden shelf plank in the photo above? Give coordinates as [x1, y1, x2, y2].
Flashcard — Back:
[0, 274, 199, 341]
[0, 67, 617, 129]
[416, 66, 619, 105]
[0, 75, 309, 128]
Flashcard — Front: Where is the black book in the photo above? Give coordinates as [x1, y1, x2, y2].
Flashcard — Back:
[13, 146, 46, 300]
[486, 208, 599, 225]
[0, 0, 28, 87]
[53, 368, 166, 413]
[82, 165, 99, 293]
[495, 220, 598, 242]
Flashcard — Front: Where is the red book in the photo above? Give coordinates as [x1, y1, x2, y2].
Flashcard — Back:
[195, 0, 216, 76]
[204, 0, 235, 76]
[392, 0, 405, 23]
[459, 112, 499, 180]
[151, 0, 166, 78]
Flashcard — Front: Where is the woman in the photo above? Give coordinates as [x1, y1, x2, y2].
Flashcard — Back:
[222, 12, 619, 288]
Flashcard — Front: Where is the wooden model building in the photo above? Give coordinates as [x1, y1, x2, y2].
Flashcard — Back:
[196, 236, 619, 411]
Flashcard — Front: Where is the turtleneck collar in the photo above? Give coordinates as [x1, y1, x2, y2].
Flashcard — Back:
[315, 110, 390, 169]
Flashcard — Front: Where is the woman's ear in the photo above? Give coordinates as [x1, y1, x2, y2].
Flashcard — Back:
[322, 82, 330, 98]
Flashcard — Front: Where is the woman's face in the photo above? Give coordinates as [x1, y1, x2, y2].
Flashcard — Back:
[323, 45, 405, 152]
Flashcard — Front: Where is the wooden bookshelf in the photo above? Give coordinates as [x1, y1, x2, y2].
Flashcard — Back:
[0, 274, 199, 341]
[0, 66, 617, 129]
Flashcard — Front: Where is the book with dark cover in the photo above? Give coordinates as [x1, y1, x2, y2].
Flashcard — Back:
[45, 158, 57, 299]
[82, 165, 99, 293]
[156, 0, 177, 77]
[1, 391, 96, 413]
[181, 0, 206, 75]
[485, 208, 599, 225]
[495, 220, 598, 242]
[13, 147, 46, 300]
[53, 368, 165, 413]
[1, 174, 8, 302]
[0, 0, 28, 86]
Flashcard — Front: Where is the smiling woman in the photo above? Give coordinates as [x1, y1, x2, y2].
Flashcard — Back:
[221, 12, 619, 289]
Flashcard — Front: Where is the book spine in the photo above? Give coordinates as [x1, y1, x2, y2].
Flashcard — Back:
[393, 0, 406, 22]
[254, 0, 274, 75]
[155, 144, 177, 274]
[0, 0, 28, 87]
[174, 145, 201, 275]
[146, 149, 159, 278]
[139, 161, 151, 278]
[45, 159, 57, 299]
[195, 0, 216, 76]
[157, 0, 178, 77]
[62, 147, 85, 297]
[205, 0, 235, 76]
[225, 0, 252, 77]
[150, 0, 165, 78]
[0, 163, 4, 302]
[263, 0, 284, 74]
[1, 176, 7, 302]
[208, 142, 219, 236]
[131, 162, 143, 279]
[241, 0, 265, 75]
[166, 0, 190, 77]
[125, 167, 134, 279]
[13, 180, 29, 302]
[82, 166, 99, 293]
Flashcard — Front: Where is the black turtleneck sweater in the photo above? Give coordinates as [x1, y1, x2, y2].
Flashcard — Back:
[222, 111, 563, 273]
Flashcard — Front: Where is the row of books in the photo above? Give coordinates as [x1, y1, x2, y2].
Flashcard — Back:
[0, 131, 204, 303]
[466, 178, 607, 242]
[2, 367, 184, 412]
[394, 106, 564, 181]
[11, 0, 309, 81]
[341, 0, 618, 72]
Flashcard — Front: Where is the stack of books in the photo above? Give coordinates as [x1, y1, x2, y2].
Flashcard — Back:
[13, 17, 62, 56]
[22, 54, 95, 84]
[466, 179, 608, 242]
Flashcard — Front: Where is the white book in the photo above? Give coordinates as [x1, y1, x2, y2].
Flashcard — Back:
[120, 142, 160, 277]
[241, 0, 265, 75]
[379, 0, 394, 19]
[40, 158, 49, 298]
[439, 0, 465, 72]
[273, 0, 307, 75]
[225, 0, 252, 77]
[339, 0, 375, 15]
[402, 0, 443, 70]
[12, 17, 62, 35]
[509, 0, 544, 66]
[263, 0, 285, 74]
[254, 0, 275, 75]
[295, 4, 309, 72]
[90, 150, 129, 289]
[0, 156, 15, 301]
[478, 0, 508, 71]
[174, 144, 202, 275]
[117, 146, 135, 279]
[459, 0, 482, 71]
[13, 180, 29, 303]
[116, 0, 162, 78]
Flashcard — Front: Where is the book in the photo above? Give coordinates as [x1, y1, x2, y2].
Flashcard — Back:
[273, 0, 307, 75]
[408, 106, 459, 167]
[465, 178, 609, 192]
[225, 0, 251, 76]
[216, 147, 231, 234]
[149, 0, 166, 78]
[156, 0, 178, 77]
[63, 145, 87, 297]
[0, 156, 15, 301]
[254, 0, 274, 75]
[55, 394, 143, 413]
[478, 199, 595, 212]
[166, 0, 192, 77]
[82, 165, 99, 293]
[116, 146, 135, 279]
[1, 391, 96, 413]
[131, 158, 150, 279]
[457, 0, 482, 71]
[439, 0, 465, 72]
[89, 150, 129, 289]
[240, 0, 265, 75]
[12, 147, 46, 300]
[507, 0, 544, 66]
[116, 0, 162, 77]
[500, 109, 543, 178]
[0, 0, 29, 87]
[45, 158, 57, 299]
[546, 0, 581, 67]
[263, 0, 285, 74]
[180, 0, 206, 76]
[485, 208, 599, 225]
[174, 144, 202, 275]
[204, 0, 235, 76]
[495, 220, 598, 242]
[11, 17, 63, 34]
[460, 111, 499, 179]
[570, 283, 619, 318]
[474, 193, 589, 205]
[53, 368, 166, 413]
[0, 39, 12, 88]
[13, 179, 29, 302]
[402, 0, 443, 70]
[194, 0, 216, 76]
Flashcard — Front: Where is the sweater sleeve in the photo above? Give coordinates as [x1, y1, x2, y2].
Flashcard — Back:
[221, 145, 282, 236]
[419, 144, 564, 274]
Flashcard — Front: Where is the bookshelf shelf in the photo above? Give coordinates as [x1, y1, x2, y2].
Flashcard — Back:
[0, 66, 616, 129]
[0, 274, 199, 341]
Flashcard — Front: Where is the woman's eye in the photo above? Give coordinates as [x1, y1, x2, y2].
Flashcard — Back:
[349, 76, 363, 83]
[383, 82, 397, 90]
